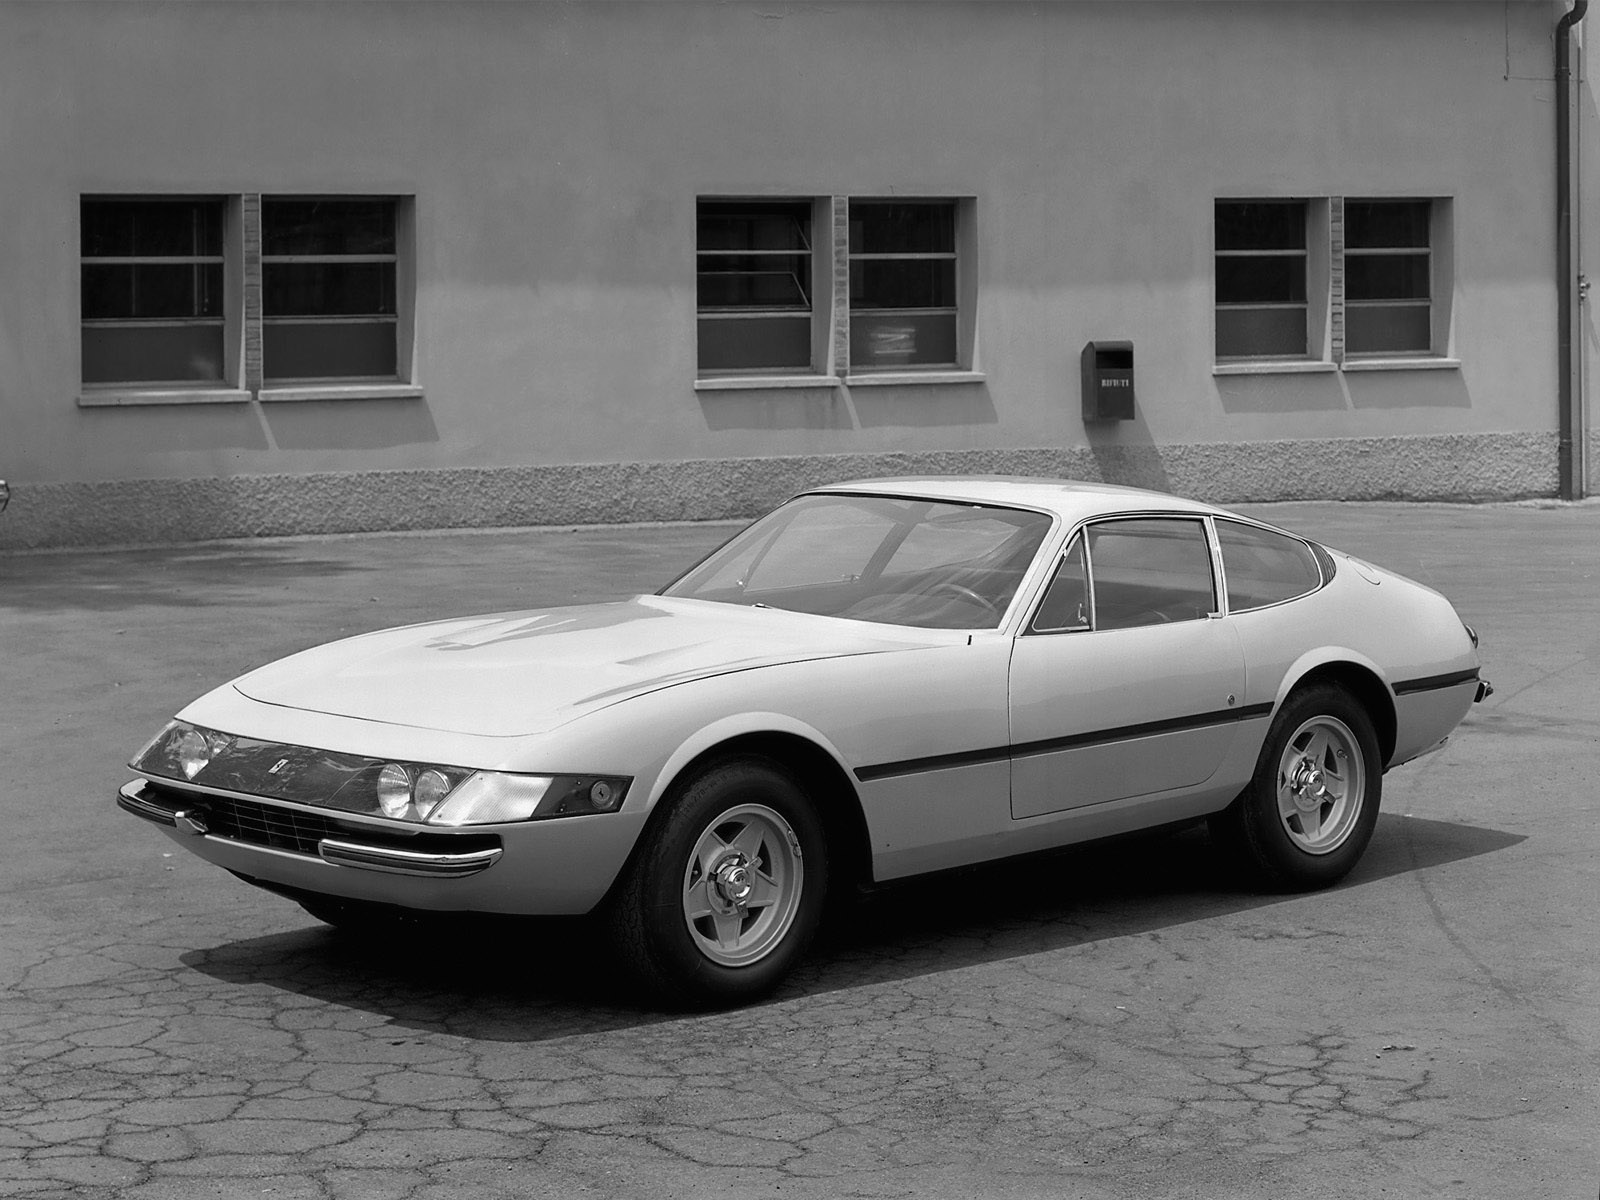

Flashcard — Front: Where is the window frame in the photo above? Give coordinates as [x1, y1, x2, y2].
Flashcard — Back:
[1026, 514, 1221, 635]
[77, 192, 418, 407]
[1342, 196, 1450, 362]
[846, 197, 962, 374]
[695, 197, 824, 378]
[79, 194, 244, 397]
[1214, 194, 1453, 372]
[1212, 517, 1329, 615]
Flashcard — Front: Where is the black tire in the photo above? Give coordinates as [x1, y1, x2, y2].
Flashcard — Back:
[1209, 683, 1382, 890]
[606, 756, 829, 1008]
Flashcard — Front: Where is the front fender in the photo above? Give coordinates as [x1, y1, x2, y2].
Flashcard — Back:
[644, 711, 856, 809]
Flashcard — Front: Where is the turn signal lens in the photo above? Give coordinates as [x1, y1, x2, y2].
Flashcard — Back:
[427, 773, 553, 827]
[175, 729, 211, 779]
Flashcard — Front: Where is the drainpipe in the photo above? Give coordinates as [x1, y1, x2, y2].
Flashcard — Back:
[1558, 0, 1588, 500]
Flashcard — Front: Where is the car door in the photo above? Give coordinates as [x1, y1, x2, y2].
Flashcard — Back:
[1008, 515, 1246, 820]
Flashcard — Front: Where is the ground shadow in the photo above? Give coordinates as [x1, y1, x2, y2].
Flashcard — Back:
[180, 814, 1524, 1042]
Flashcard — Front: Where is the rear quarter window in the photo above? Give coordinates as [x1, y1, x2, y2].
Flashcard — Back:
[1217, 520, 1323, 612]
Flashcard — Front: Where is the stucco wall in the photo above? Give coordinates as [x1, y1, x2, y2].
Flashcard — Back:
[0, 0, 1579, 545]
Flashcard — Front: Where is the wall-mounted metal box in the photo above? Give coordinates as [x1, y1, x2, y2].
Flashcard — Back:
[1081, 340, 1135, 421]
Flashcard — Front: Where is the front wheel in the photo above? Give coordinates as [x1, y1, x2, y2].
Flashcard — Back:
[606, 757, 828, 1007]
[1210, 684, 1382, 890]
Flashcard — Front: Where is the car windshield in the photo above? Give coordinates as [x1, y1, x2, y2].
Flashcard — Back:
[662, 493, 1054, 629]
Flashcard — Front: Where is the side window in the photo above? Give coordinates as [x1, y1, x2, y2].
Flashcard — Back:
[1216, 521, 1323, 612]
[1087, 518, 1216, 630]
[697, 199, 815, 375]
[1030, 534, 1090, 633]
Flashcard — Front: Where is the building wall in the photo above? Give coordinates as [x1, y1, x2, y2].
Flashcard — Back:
[0, 0, 1580, 548]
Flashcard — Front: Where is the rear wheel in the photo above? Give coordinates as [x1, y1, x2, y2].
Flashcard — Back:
[1210, 684, 1382, 889]
[607, 757, 828, 1007]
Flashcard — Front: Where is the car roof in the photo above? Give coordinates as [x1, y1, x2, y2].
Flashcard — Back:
[806, 475, 1224, 524]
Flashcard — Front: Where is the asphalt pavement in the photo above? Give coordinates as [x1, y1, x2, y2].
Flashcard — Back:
[1, 500, 1596, 1199]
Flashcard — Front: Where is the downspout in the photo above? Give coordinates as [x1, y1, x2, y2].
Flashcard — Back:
[1557, 0, 1588, 500]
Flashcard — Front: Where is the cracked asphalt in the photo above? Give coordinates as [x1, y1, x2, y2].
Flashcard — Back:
[2, 500, 1596, 1199]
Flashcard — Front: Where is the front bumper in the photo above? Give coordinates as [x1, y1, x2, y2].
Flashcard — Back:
[118, 777, 646, 915]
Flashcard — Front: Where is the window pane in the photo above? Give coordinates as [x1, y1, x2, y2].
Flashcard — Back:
[82, 323, 223, 384]
[1215, 307, 1307, 358]
[1215, 202, 1306, 252]
[849, 259, 956, 310]
[697, 315, 811, 371]
[697, 203, 810, 253]
[82, 263, 223, 320]
[264, 320, 397, 379]
[1346, 253, 1429, 302]
[263, 263, 395, 317]
[849, 312, 958, 369]
[1217, 521, 1322, 612]
[1032, 535, 1090, 632]
[849, 203, 955, 254]
[1216, 256, 1306, 305]
[1346, 304, 1431, 355]
[82, 199, 222, 258]
[1347, 201, 1430, 249]
[262, 200, 395, 256]
[1088, 519, 1215, 629]
[697, 256, 810, 309]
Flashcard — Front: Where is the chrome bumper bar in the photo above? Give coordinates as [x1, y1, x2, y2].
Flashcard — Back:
[117, 780, 502, 879]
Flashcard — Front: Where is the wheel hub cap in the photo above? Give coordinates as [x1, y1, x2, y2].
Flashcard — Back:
[713, 856, 753, 907]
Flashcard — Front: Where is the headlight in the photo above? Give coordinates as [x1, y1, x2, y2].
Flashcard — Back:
[130, 720, 630, 825]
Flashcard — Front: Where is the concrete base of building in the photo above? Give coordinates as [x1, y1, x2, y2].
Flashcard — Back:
[0, 430, 1569, 550]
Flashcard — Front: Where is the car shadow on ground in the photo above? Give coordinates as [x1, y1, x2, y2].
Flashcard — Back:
[180, 813, 1523, 1041]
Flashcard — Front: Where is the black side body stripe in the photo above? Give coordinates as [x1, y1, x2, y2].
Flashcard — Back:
[854, 702, 1276, 783]
[1392, 669, 1480, 696]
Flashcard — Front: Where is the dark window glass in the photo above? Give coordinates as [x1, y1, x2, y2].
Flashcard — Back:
[1031, 535, 1091, 632]
[1347, 201, 1430, 249]
[849, 203, 955, 255]
[1215, 256, 1307, 305]
[262, 198, 400, 380]
[263, 263, 396, 317]
[1215, 202, 1305, 252]
[849, 259, 957, 310]
[847, 200, 960, 371]
[81, 200, 222, 258]
[262, 200, 395, 256]
[1216, 521, 1322, 612]
[1346, 199, 1433, 355]
[1346, 254, 1430, 302]
[81, 198, 226, 386]
[1087, 519, 1216, 630]
[697, 200, 813, 373]
[1215, 200, 1308, 359]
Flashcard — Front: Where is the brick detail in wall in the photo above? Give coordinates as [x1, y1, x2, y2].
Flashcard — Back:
[243, 194, 262, 392]
[831, 196, 850, 375]
[1330, 195, 1345, 366]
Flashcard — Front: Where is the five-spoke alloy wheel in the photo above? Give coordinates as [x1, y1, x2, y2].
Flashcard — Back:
[1211, 684, 1382, 889]
[608, 756, 828, 1007]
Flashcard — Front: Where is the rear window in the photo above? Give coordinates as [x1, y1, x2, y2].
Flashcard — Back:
[1216, 520, 1323, 612]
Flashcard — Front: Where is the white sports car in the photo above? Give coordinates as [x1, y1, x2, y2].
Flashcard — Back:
[121, 477, 1489, 1005]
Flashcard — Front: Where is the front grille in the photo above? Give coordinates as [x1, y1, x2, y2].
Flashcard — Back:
[202, 794, 337, 855]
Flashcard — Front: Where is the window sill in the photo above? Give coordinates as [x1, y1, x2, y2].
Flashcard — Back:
[1340, 357, 1461, 373]
[844, 370, 987, 387]
[258, 383, 425, 403]
[1212, 361, 1338, 377]
[78, 387, 251, 408]
[694, 374, 842, 392]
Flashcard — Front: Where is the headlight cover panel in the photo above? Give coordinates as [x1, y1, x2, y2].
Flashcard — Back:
[129, 720, 630, 825]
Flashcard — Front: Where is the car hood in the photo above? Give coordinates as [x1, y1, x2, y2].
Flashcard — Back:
[231, 595, 937, 736]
